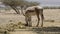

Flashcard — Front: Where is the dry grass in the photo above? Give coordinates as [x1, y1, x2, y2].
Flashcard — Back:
[0, 9, 60, 34]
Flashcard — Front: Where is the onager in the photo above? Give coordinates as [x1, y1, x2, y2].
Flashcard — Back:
[21, 6, 44, 27]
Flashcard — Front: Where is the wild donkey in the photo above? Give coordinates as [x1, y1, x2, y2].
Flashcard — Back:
[21, 6, 44, 27]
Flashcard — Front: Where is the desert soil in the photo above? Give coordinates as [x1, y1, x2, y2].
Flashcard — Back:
[0, 9, 60, 34]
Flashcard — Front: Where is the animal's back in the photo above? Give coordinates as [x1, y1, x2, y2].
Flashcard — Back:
[26, 6, 43, 11]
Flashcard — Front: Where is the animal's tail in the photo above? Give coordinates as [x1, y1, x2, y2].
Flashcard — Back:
[42, 14, 44, 20]
[41, 9, 44, 20]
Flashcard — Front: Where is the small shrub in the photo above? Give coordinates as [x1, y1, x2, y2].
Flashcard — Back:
[5, 22, 26, 31]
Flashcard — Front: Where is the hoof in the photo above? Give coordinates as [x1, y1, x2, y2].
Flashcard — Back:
[36, 25, 38, 27]
[41, 25, 43, 28]
[29, 25, 32, 27]
[25, 24, 28, 26]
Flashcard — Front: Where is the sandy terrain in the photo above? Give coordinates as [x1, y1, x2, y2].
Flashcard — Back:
[0, 9, 60, 27]
[0, 9, 60, 34]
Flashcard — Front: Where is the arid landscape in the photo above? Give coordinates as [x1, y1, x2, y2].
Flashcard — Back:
[0, 9, 60, 34]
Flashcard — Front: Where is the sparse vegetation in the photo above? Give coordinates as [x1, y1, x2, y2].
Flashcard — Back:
[0, 5, 60, 34]
[4, 22, 26, 31]
[0, 22, 26, 34]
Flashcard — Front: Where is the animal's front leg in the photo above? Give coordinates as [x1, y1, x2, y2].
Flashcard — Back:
[25, 16, 29, 26]
[28, 16, 32, 27]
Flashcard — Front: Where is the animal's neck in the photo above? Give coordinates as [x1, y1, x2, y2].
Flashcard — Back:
[20, 8, 25, 16]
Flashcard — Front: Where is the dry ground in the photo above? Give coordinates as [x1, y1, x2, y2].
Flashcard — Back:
[0, 9, 60, 34]
[0, 9, 60, 27]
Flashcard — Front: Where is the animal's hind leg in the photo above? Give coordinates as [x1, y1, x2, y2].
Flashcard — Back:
[41, 13, 44, 27]
[40, 9, 44, 27]
[36, 13, 40, 27]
